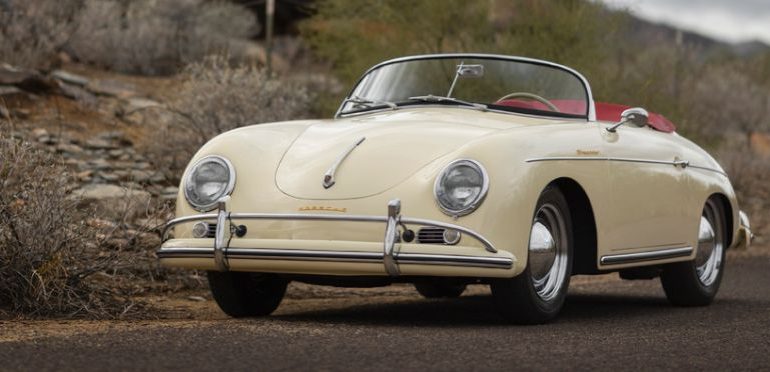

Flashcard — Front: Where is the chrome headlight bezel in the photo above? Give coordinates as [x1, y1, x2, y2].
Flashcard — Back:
[433, 159, 489, 217]
[183, 155, 236, 212]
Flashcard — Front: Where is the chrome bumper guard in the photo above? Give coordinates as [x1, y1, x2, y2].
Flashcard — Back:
[738, 210, 753, 249]
[160, 198, 504, 276]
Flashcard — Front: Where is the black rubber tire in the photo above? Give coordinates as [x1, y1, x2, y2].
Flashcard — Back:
[413, 282, 467, 298]
[660, 199, 726, 307]
[207, 271, 288, 318]
[491, 186, 573, 325]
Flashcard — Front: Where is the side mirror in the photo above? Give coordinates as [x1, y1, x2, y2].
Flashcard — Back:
[607, 107, 649, 133]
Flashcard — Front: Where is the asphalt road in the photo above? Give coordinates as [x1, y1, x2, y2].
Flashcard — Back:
[2, 254, 769, 371]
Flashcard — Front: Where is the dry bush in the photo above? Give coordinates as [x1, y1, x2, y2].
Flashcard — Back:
[142, 56, 313, 182]
[0, 136, 154, 317]
[717, 146, 770, 242]
[67, 0, 258, 75]
[0, 0, 81, 68]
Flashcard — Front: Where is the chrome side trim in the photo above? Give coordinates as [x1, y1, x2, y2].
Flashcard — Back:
[323, 136, 366, 189]
[525, 157, 726, 175]
[157, 247, 513, 270]
[600, 246, 693, 265]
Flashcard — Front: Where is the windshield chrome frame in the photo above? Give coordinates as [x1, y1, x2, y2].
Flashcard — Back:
[335, 53, 597, 122]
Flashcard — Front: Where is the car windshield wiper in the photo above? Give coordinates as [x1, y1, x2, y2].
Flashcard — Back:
[341, 95, 398, 112]
[407, 95, 487, 111]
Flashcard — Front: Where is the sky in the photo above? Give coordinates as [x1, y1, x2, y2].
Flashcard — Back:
[599, 0, 770, 45]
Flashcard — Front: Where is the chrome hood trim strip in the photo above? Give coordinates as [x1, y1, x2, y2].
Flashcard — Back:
[323, 136, 366, 189]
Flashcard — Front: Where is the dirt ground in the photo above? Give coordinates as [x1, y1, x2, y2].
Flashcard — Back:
[1, 246, 766, 344]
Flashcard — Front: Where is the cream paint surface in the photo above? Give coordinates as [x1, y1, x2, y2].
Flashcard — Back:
[164, 107, 741, 277]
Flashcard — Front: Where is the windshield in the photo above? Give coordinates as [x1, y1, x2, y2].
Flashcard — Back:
[338, 55, 592, 119]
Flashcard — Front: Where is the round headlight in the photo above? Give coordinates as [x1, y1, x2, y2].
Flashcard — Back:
[183, 155, 235, 211]
[434, 159, 489, 217]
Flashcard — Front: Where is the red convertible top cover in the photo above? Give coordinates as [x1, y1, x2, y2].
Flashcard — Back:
[495, 99, 677, 133]
[595, 102, 676, 133]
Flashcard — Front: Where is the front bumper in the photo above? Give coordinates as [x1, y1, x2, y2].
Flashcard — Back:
[736, 210, 753, 250]
[157, 199, 515, 278]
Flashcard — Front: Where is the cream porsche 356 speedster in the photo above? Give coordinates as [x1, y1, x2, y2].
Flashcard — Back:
[158, 54, 752, 324]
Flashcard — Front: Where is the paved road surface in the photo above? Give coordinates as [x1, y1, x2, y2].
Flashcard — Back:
[2, 255, 769, 371]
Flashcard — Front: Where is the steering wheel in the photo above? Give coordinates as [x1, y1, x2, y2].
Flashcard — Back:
[496, 92, 560, 112]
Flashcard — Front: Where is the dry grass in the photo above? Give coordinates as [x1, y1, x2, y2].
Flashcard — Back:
[141, 56, 313, 182]
[0, 0, 81, 68]
[717, 147, 770, 241]
[67, 0, 258, 75]
[0, 134, 166, 318]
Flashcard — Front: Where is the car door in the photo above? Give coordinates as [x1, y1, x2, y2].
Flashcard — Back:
[597, 123, 694, 267]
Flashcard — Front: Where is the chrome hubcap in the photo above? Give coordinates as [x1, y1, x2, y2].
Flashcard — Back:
[529, 204, 568, 301]
[695, 201, 723, 286]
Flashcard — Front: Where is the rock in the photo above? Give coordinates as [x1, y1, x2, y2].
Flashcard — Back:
[129, 170, 155, 183]
[59, 82, 98, 105]
[108, 149, 124, 158]
[17, 74, 60, 94]
[161, 186, 179, 200]
[84, 138, 118, 150]
[133, 162, 152, 170]
[71, 184, 152, 220]
[87, 158, 112, 170]
[76, 170, 93, 182]
[50, 70, 89, 86]
[124, 97, 162, 113]
[96, 171, 120, 182]
[0, 85, 22, 96]
[0, 65, 33, 85]
[0, 104, 8, 120]
[86, 79, 136, 98]
[31, 128, 49, 139]
[56, 143, 84, 155]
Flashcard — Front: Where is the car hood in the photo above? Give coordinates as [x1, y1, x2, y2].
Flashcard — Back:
[275, 109, 512, 200]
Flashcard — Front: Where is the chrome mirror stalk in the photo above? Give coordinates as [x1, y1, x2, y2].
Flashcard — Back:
[607, 107, 649, 133]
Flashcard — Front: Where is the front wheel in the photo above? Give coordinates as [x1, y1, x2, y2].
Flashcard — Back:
[491, 186, 573, 324]
[207, 271, 288, 318]
[660, 198, 726, 306]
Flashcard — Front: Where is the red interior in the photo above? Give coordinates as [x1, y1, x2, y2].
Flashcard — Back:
[494, 99, 676, 133]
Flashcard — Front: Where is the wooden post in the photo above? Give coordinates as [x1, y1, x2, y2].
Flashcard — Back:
[266, 0, 275, 76]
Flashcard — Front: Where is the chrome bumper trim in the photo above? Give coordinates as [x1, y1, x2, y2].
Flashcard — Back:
[157, 247, 513, 270]
[600, 246, 693, 265]
[161, 198, 499, 275]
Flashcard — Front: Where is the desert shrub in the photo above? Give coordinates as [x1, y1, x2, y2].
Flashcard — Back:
[0, 0, 82, 68]
[717, 146, 770, 241]
[0, 136, 146, 317]
[142, 56, 312, 181]
[67, 0, 259, 75]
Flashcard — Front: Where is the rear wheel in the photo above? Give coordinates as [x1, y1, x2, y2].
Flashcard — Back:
[660, 198, 726, 306]
[491, 186, 573, 324]
[414, 282, 467, 298]
[207, 271, 288, 317]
